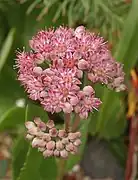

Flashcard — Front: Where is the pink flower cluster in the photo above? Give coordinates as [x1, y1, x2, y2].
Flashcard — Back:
[25, 117, 81, 158]
[16, 26, 125, 119]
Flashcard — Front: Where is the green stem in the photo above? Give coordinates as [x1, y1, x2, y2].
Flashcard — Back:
[56, 159, 66, 180]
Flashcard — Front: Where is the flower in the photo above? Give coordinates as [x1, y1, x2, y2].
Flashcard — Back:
[16, 25, 125, 119]
[74, 90, 102, 119]
[41, 67, 81, 114]
[25, 117, 82, 158]
[87, 54, 125, 87]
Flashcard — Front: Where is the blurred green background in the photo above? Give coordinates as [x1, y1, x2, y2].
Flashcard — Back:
[0, 0, 138, 179]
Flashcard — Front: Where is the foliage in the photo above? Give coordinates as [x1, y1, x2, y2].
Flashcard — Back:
[0, 0, 137, 179]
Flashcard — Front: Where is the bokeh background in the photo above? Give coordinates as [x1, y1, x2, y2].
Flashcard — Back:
[0, 0, 138, 179]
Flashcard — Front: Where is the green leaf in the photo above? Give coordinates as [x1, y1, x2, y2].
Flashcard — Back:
[26, 0, 41, 15]
[17, 143, 57, 180]
[12, 136, 29, 180]
[0, 96, 50, 131]
[26, 102, 49, 122]
[0, 66, 25, 123]
[0, 28, 15, 73]
[39, 157, 57, 180]
[0, 106, 25, 131]
[17, 147, 43, 180]
[115, 0, 138, 65]
[66, 118, 90, 171]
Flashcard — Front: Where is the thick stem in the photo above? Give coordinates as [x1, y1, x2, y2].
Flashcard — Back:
[64, 113, 71, 133]
[72, 113, 80, 132]
[56, 159, 66, 180]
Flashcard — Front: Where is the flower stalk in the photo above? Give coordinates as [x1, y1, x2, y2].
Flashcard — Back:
[64, 113, 71, 133]
[72, 113, 81, 132]
[56, 158, 66, 180]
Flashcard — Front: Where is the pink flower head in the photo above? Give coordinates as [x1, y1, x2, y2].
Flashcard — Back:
[16, 25, 125, 119]
[41, 67, 81, 113]
[74, 90, 102, 119]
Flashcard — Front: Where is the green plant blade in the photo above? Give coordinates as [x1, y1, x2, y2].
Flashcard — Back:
[17, 147, 43, 180]
[0, 28, 15, 73]
[115, 0, 138, 63]
[12, 136, 29, 180]
[0, 106, 25, 131]
[39, 157, 57, 180]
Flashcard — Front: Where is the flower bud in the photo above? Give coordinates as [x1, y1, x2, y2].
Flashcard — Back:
[83, 86, 94, 96]
[68, 133, 77, 140]
[42, 133, 51, 142]
[66, 142, 75, 152]
[33, 67, 43, 75]
[36, 58, 45, 65]
[60, 149, 68, 158]
[49, 128, 58, 137]
[43, 68, 54, 76]
[78, 59, 88, 70]
[32, 137, 44, 148]
[58, 130, 66, 138]
[56, 141, 64, 150]
[28, 127, 38, 136]
[73, 52, 82, 60]
[46, 141, 55, 150]
[70, 96, 79, 106]
[55, 107, 62, 113]
[62, 138, 69, 145]
[115, 84, 126, 92]
[40, 91, 47, 98]
[79, 111, 88, 119]
[78, 91, 85, 98]
[87, 73, 97, 83]
[74, 26, 85, 39]
[70, 146, 78, 154]
[34, 117, 46, 131]
[74, 105, 81, 113]
[63, 102, 73, 113]
[76, 69, 83, 79]
[74, 132, 81, 138]
[46, 120, 55, 129]
[73, 139, 81, 146]
[54, 149, 60, 157]
[26, 134, 34, 141]
[38, 147, 45, 152]
[25, 121, 36, 130]
[43, 150, 53, 158]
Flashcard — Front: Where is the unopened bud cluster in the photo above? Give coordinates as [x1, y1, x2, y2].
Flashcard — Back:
[25, 117, 81, 158]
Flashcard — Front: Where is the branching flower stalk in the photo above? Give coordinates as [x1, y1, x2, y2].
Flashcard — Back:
[16, 25, 125, 178]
